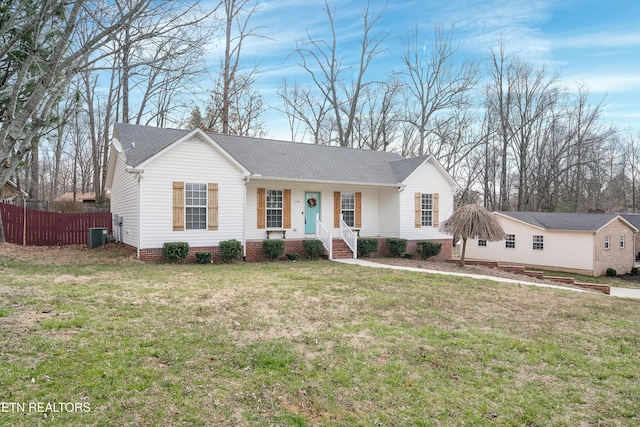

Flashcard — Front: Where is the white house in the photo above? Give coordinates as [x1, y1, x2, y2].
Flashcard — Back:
[464, 211, 639, 276]
[105, 123, 459, 261]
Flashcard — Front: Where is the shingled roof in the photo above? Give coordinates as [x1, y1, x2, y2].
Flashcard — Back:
[499, 211, 638, 232]
[114, 123, 441, 186]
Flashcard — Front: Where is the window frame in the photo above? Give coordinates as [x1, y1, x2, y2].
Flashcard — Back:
[532, 235, 544, 251]
[478, 239, 487, 247]
[420, 193, 433, 227]
[185, 183, 208, 230]
[505, 234, 515, 249]
[266, 189, 283, 229]
[604, 235, 610, 250]
[341, 192, 355, 227]
[620, 235, 625, 249]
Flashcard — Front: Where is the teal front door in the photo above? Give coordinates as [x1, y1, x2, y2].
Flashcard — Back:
[304, 192, 321, 234]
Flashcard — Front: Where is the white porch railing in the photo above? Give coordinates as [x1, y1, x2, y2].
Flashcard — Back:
[340, 214, 358, 259]
[316, 213, 332, 260]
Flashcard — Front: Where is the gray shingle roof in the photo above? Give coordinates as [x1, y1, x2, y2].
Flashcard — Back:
[114, 123, 428, 185]
[499, 211, 625, 231]
[621, 214, 640, 229]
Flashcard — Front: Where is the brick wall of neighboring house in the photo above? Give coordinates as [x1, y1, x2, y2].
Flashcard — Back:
[594, 220, 635, 276]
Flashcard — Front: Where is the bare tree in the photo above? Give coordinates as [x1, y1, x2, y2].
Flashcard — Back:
[290, 0, 388, 147]
[400, 24, 478, 156]
[0, 0, 150, 241]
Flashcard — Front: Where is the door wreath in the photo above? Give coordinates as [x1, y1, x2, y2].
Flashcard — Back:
[307, 197, 317, 207]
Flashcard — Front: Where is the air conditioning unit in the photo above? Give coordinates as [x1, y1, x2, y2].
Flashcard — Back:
[89, 227, 108, 248]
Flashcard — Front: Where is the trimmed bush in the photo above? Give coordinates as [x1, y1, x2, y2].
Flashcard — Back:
[605, 267, 617, 277]
[286, 253, 299, 261]
[416, 241, 442, 260]
[631, 267, 639, 276]
[162, 242, 189, 263]
[303, 239, 325, 259]
[195, 252, 211, 264]
[357, 238, 379, 257]
[387, 238, 407, 258]
[263, 239, 285, 260]
[220, 239, 242, 263]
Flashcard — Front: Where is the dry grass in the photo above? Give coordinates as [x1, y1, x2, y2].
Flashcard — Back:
[0, 244, 639, 426]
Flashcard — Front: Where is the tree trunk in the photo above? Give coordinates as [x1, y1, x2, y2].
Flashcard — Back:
[459, 237, 467, 267]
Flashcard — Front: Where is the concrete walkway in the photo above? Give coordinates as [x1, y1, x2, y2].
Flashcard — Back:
[335, 258, 640, 299]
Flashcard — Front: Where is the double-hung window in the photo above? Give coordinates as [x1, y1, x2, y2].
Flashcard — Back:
[185, 183, 207, 230]
[532, 235, 544, 250]
[266, 190, 283, 228]
[620, 235, 625, 249]
[604, 235, 610, 250]
[341, 193, 355, 227]
[505, 234, 515, 249]
[421, 193, 433, 226]
[478, 239, 487, 247]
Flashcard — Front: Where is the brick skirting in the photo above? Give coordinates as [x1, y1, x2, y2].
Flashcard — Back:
[138, 237, 453, 263]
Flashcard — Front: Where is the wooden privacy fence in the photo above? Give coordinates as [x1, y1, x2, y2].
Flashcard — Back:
[0, 202, 112, 246]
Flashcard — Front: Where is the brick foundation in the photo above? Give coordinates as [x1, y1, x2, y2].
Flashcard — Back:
[140, 245, 222, 263]
[138, 237, 453, 263]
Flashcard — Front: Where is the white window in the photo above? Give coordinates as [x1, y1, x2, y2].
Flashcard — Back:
[532, 235, 544, 250]
[478, 239, 487, 247]
[620, 235, 625, 249]
[421, 193, 433, 226]
[505, 234, 515, 249]
[266, 190, 283, 228]
[604, 235, 610, 250]
[185, 183, 207, 230]
[341, 193, 355, 227]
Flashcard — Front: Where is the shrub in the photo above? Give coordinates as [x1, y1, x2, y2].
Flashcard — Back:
[631, 267, 639, 276]
[386, 238, 407, 258]
[605, 267, 617, 277]
[220, 239, 242, 263]
[416, 241, 442, 260]
[286, 253, 298, 261]
[357, 238, 379, 257]
[162, 242, 189, 263]
[303, 239, 325, 259]
[263, 239, 285, 260]
[195, 252, 211, 264]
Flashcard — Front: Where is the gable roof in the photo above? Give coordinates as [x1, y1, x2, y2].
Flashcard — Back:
[621, 214, 640, 230]
[498, 211, 638, 232]
[113, 123, 453, 186]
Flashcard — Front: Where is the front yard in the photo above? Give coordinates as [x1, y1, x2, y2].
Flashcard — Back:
[0, 244, 639, 426]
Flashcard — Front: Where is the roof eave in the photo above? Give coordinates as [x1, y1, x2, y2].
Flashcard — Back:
[247, 175, 402, 188]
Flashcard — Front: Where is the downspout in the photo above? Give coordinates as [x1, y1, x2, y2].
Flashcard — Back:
[137, 172, 142, 259]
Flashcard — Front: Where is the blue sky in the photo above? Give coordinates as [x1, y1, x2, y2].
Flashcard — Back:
[204, 0, 640, 140]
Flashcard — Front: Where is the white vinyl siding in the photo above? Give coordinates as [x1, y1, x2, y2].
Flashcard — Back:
[138, 134, 245, 249]
[109, 154, 139, 248]
[465, 215, 594, 273]
[244, 181, 381, 241]
[399, 158, 455, 240]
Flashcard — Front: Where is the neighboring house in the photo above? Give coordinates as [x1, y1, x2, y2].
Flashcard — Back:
[622, 214, 640, 264]
[54, 192, 100, 204]
[105, 123, 459, 261]
[1, 180, 28, 205]
[465, 211, 639, 276]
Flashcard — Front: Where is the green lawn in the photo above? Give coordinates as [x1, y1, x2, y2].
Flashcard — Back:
[1, 247, 639, 426]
